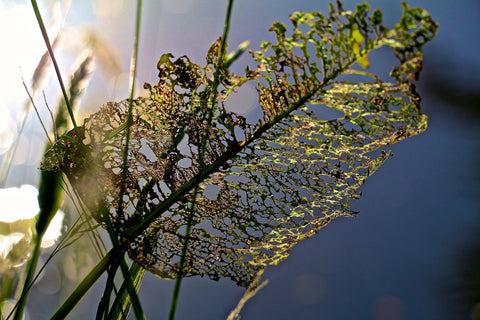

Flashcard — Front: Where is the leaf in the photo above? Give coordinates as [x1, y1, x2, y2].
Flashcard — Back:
[225, 40, 250, 68]
[41, 2, 438, 287]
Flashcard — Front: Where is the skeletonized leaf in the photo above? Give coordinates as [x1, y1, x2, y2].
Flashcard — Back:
[41, 2, 437, 287]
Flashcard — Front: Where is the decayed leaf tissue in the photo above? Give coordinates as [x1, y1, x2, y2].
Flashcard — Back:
[41, 2, 438, 287]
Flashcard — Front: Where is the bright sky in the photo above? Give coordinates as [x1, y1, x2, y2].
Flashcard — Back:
[0, 1, 68, 170]
[0, 2, 45, 155]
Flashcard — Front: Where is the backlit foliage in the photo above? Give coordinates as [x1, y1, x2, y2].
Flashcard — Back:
[41, 2, 437, 287]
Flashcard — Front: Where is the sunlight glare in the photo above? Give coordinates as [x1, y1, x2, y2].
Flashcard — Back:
[0, 107, 15, 154]
[13, 133, 45, 166]
[41, 209, 64, 248]
[0, 233, 25, 260]
[0, 3, 44, 108]
[0, 185, 39, 223]
[0, 2, 46, 158]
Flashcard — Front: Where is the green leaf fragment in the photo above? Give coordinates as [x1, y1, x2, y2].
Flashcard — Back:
[352, 28, 364, 43]
[270, 22, 287, 36]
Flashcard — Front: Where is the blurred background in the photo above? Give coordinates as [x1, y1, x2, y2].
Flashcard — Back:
[0, 0, 479, 319]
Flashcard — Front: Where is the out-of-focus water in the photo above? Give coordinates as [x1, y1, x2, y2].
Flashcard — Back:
[4, 0, 479, 319]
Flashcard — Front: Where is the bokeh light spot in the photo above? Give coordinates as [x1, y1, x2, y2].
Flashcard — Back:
[0, 185, 39, 223]
[41, 210, 65, 248]
[290, 274, 325, 305]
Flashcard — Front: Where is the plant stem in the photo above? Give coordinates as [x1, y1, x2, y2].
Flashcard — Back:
[117, 0, 143, 217]
[108, 263, 145, 320]
[101, 208, 145, 319]
[167, 186, 199, 320]
[226, 269, 269, 320]
[167, 2, 235, 320]
[30, 0, 77, 130]
[96, 256, 120, 319]
[103, 0, 146, 319]
[11, 234, 41, 320]
[50, 251, 114, 320]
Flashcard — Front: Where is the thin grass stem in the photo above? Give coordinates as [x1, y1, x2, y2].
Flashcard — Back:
[22, 80, 52, 145]
[100, 208, 145, 320]
[117, 0, 143, 217]
[43, 91, 58, 141]
[10, 234, 42, 320]
[30, 0, 78, 129]
[108, 263, 145, 320]
[167, 2, 235, 320]
[96, 258, 120, 319]
[49, 251, 114, 320]
[0, 38, 57, 187]
[102, 0, 146, 319]
[0, 108, 29, 187]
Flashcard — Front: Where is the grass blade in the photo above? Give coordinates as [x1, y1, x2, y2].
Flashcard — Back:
[102, 0, 146, 319]
[96, 258, 120, 320]
[50, 251, 114, 320]
[168, 1, 235, 320]
[11, 169, 62, 320]
[108, 263, 146, 320]
[10, 235, 41, 320]
[30, 0, 78, 129]
[0, 38, 58, 187]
